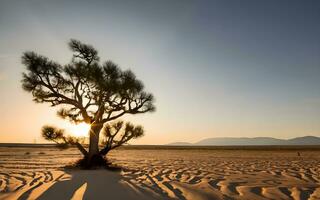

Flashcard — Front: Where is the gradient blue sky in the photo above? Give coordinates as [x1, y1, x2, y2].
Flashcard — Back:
[0, 0, 320, 144]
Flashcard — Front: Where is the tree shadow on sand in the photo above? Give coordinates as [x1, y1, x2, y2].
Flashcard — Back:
[37, 169, 150, 200]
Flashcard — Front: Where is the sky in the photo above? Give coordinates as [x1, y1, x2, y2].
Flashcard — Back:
[0, 0, 320, 144]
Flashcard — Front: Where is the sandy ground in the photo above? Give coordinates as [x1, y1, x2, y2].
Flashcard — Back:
[0, 146, 319, 200]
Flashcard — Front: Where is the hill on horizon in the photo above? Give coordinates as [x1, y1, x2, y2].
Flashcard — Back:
[167, 136, 320, 146]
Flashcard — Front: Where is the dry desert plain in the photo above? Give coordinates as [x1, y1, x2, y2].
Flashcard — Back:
[0, 145, 320, 200]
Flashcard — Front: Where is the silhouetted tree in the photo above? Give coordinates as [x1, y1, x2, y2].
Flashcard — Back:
[21, 39, 155, 167]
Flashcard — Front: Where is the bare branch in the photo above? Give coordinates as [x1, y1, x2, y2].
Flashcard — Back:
[41, 125, 88, 156]
[99, 121, 144, 155]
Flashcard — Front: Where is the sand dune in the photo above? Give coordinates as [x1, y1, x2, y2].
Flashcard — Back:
[0, 147, 319, 199]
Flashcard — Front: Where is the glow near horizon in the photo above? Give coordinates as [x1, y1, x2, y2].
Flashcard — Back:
[0, 0, 320, 144]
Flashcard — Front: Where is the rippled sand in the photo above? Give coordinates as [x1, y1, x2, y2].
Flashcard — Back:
[0, 146, 320, 199]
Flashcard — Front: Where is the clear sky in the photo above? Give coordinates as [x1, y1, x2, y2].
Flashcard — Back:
[0, 0, 320, 144]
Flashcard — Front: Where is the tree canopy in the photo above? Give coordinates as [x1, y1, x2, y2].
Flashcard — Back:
[22, 39, 155, 125]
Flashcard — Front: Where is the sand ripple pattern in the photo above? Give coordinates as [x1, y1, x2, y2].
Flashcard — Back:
[111, 149, 320, 200]
[0, 147, 320, 200]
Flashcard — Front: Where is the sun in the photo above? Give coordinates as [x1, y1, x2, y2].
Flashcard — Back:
[69, 122, 91, 137]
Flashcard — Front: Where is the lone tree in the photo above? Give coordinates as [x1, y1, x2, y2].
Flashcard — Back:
[21, 39, 155, 167]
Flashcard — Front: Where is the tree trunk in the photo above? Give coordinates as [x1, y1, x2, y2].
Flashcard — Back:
[88, 123, 103, 163]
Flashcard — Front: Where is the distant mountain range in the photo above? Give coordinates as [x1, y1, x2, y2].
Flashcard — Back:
[167, 136, 320, 146]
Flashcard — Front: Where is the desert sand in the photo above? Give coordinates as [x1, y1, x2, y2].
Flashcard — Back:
[0, 146, 319, 200]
